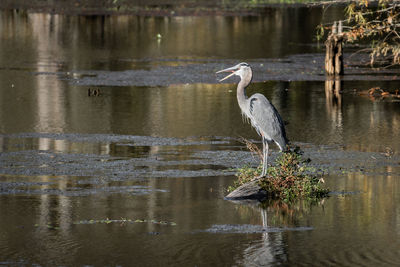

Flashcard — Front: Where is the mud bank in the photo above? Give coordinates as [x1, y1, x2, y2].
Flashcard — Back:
[43, 55, 398, 87]
[1, 133, 399, 196]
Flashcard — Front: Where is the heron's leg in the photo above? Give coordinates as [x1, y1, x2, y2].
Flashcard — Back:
[261, 137, 269, 177]
[253, 137, 269, 180]
[261, 138, 266, 176]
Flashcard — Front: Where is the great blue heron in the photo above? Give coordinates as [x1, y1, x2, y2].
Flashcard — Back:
[217, 62, 288, 178]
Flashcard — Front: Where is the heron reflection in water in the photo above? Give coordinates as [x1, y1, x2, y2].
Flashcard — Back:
[217, 63, 288, 178]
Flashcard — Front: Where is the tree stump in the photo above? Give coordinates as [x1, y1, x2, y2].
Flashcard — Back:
[325, 21, 344, 76]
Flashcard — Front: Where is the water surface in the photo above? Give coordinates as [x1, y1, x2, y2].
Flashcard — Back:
[1, 8, 400, 266]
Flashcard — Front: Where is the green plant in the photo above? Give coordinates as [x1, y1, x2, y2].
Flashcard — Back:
[260, 148, 328, 201]
[231, 146, 329, 202]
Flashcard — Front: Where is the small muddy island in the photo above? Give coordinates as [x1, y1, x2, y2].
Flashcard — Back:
[226, 148, 329, 201]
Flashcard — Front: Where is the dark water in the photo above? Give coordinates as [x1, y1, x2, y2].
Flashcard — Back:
[1, 7, 400, 266]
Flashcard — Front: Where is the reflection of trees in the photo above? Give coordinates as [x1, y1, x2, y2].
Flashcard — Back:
[30, 14, 67, 132]
[6, 10, 396, 146]
[0, 8, 333, 64]
[280, 80, 400, 152]
[143, 83, 239, 137]
[282, 172, 400, 265]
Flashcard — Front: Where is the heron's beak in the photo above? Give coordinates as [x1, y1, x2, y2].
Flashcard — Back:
[216, 66, 238, 82]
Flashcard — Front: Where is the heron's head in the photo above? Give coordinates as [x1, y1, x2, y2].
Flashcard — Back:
[216, 62, 252, 82]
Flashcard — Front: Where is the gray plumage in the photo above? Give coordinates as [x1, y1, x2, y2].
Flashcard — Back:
[217, 62, 288, 178]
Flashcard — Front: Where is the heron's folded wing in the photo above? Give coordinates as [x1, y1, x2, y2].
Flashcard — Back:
[249, 93, 288, 150]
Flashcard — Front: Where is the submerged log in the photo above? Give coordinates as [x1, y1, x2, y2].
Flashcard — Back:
[225, 179, 267, 201]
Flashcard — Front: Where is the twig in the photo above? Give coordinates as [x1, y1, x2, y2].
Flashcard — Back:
[237, 136, 263, 161]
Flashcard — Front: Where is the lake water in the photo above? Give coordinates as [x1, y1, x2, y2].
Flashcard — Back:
[1, 7, 400, 266]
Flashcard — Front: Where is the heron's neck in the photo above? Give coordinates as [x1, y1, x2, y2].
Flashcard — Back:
[237, 71, 252, 111]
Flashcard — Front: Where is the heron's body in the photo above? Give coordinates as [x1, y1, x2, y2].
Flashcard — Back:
[217, 62, 288, 177]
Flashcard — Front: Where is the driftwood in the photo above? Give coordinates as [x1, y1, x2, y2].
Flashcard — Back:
[225, 179, 267, 201]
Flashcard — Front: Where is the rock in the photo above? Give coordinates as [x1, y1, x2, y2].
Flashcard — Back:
[225, 179, 267, 201]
